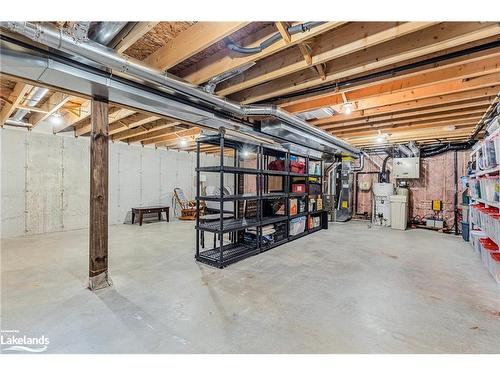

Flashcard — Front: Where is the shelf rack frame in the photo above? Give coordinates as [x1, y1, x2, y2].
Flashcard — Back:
[195, 130, 328, 268]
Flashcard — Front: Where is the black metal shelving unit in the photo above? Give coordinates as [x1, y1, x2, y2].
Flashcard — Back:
[195, 130, 328, 268]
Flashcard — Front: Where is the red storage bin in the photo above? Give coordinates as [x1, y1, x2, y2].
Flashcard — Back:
[268, 159, 285, 171]
[292, 184, 306, 193]
[480, 238, 499, 268]
[490, 253, 500, 284]
[290, 161, 306, 174]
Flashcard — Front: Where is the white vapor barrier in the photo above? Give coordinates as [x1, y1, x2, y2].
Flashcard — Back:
[1, 127, 219, 238]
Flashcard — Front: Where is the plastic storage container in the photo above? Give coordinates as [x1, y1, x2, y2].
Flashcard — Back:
[480, 238, 499, 268]
[469, 178, 481, 198]
[489, 253, 500, 284]
[289, 155, 306, 174]
[481, 177, 498, 202]
[482, 139, 497, 168]
[470, 228, 487, 255]
[495, 178, 500, 202]
[390, 195, 408, 230]
[493, 134, 500, 166]
[289, 216, 306, 236]
[462, 221, 470, 241]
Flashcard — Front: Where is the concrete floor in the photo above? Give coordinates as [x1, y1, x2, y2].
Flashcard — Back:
[1, 220, 499, 353]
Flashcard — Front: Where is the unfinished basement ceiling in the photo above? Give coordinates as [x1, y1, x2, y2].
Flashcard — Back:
[1, 21, 499, 150]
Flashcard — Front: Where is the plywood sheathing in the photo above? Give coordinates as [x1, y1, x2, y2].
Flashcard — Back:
[123, 22, 196, 61]
[0, 78, 18, 112]
[169, 22, 273, 75]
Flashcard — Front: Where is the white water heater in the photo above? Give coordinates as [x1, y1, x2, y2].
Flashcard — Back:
[373, 183, 394, 227]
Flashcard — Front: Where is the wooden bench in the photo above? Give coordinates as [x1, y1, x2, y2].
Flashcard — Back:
[131, 206, 169, 226]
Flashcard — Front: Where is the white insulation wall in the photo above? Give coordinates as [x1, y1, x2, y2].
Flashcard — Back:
[1, 127, 222, 238]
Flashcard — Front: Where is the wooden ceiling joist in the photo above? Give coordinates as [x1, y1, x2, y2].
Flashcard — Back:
[150, 128, 201, 147]
[109, 113, 160, 136]
[311, 97, 494, 127]
[325, 108, 487, 134]
[28, 92, 71, 127]
[112, 120, 180, 142]
[115, 22, 159, 54]
[217, 22, 436, 97]
[179, 22, 345, 85]
[316, 102, 490, 129]
[0, 82, 31, 125]
[274, 22, 292, 44]
[75, 108, 137, 136]
[347, 128, 474, 145]
[334, 118, 481, 138]
[285, 50, 500, 113]
[232, 22, 500, 104]
[54, 99, 91, 133]
[143, 22, 250, 71]
[124, 122, 184, 143]
[362, 86, 499, 117]
[352, 72, 500, 112]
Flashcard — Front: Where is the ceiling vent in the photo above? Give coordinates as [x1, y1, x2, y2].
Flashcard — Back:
[296, 107, 335, 121]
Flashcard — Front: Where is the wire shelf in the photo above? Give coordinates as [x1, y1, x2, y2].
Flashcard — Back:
[197, 242, 259, 267]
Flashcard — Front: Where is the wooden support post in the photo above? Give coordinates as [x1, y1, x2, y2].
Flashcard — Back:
[88, 97, 111, 290]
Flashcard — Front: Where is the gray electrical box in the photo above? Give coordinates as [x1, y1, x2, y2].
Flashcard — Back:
[393, 157, 420, 179]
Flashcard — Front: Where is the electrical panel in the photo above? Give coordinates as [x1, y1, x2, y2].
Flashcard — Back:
[393, 157, 420, 179]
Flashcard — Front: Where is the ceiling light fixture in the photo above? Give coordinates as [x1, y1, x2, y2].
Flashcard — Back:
[49, 112, 63, 126]
[375, 130, 387, 143]
[179, 138, 188, 147]
[341, 102, 354, 115]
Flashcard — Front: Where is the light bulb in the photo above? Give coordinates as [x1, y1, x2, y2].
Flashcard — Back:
[179, 138, 188, 147]
[342, 102, 354, 115]
[50, 113, 63, 126]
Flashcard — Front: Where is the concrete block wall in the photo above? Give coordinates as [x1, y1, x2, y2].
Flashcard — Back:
[1, 127, 222, 238]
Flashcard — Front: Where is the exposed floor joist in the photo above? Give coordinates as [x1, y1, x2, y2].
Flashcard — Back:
[0, 82, 31, 125]
[143, 22, 250, 70]
[217, 22, 437, 97]
[115, 22, 159, 54]
[2, 21, 499, 148]
[231, 22, 500, 103]
[178, 22, 345, 84]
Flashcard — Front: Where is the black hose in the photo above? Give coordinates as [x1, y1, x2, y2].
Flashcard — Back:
[227, 21, 326, 55]
[379, 154, 392, 182]
[419, 141, 474, 158]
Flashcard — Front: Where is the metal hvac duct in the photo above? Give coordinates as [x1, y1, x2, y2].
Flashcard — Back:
[87, 22, 128, 46]
[408, 141, 420, 156]
[11, 86, 48, 123]
[0, 37, 255, 135]
[0, 21, 360, 156]
[398, 144, 414, 157]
